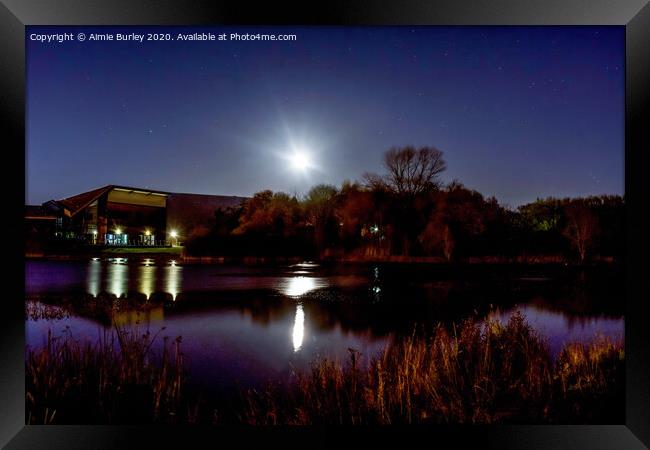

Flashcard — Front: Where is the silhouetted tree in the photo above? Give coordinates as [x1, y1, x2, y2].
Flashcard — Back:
[303, 184, 339, 253]
[214, 206, 242, 235]
[563, 202, 600, 263]
[362, 146, 447, 256]
[234, 190, 302, 238]
[364, 146, 447, 196]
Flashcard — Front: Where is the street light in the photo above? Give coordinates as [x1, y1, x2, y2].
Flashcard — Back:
[169, 229, 178, 246]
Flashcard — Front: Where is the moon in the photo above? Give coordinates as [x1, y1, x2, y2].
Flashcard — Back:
[290, 152, 311, 171]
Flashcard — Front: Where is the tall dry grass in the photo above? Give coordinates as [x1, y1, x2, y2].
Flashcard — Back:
[240, 313, 624, 424]
[25, 324, 185, 424]
[25, 312, 624, 424]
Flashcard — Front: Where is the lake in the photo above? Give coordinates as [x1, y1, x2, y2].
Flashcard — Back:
[25, 258, 624, 396]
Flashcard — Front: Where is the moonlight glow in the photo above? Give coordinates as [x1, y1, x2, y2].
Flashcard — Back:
[290, 152, 311, 172]
[283, 276, 317, 297]
[292, 303, 305, 352]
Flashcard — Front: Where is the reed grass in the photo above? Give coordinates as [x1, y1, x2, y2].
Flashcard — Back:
[25, 324, 185, 424]
[25, 312, 624, 424]
[240, 313, 624, 424]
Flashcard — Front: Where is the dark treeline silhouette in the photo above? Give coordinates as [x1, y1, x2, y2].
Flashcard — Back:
[186, 146, 624, 263]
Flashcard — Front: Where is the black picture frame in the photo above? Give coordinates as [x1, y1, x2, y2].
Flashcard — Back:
[2, 1, 649, 448]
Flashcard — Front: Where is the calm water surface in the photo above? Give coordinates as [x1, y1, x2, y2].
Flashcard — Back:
[25, 258, 624, 394]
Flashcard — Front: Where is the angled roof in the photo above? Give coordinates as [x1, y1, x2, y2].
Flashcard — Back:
[56, 185, 173, 216]
[109, 185, 172, 195]
[25, 205, 58, 220]
[46, 185, 246, 217]
[57, 185, 114, 216]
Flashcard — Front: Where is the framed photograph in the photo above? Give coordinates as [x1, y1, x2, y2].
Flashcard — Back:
[2, 0, 649, 448]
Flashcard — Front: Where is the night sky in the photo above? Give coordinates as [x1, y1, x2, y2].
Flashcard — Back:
[27, 26, 624, 207]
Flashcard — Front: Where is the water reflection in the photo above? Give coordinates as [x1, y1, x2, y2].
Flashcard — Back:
[87, 259, 101, 297]
[371, 266, 382, 302]
[283, 276, 317, 297]
[292, 262, 319, 268]
[27, 260, 625, 395]
[292, 303, 305, 352]
[139, 264, 156, 299]
[165, 264, 182, 300]
[113, 306, 164, 326]
[487, 304, 624, 356]
[107, 263, 128, 297]
[108, 257, 128, 264]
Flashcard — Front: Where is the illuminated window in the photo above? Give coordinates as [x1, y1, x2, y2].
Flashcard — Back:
[105, 233, 128, 246]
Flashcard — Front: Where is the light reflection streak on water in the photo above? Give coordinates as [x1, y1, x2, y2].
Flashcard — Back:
[282, 276, 317, 297]
[86, 259, 101, 297]
[139, 264, 155, 299]
[107, 263, 128, 298]
[165, 264, 182, 300]
[292, 261, 319, 268]
[293, 303, 305, 352]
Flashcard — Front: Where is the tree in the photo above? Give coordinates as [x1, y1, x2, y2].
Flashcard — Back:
[364, 146, 447, 196]
[303, 184, 339, 253]
[418, 214, 455, 260]
[363, 146, 447, 256]
[518, 198, 565, 232]
[234, 190, 302, 238]
[214, 206, 242, 236]
[563, 202, 599, 263]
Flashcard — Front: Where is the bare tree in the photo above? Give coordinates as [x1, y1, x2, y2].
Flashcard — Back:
[365, 146, 447, 196]
[563, 203, 599, 263]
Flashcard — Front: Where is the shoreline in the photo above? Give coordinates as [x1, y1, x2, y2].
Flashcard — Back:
[25, 252, 618, 266]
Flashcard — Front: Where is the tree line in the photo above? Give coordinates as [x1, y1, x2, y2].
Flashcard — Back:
[186, 146, 623, 263]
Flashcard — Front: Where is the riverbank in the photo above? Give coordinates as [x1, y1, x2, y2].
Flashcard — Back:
[25, 246, 184, 260]
[25, 312, 624, 425]
[25, 251, 618, 266]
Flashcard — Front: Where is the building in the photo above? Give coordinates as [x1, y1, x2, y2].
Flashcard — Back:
[25, 185, 246, 247]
